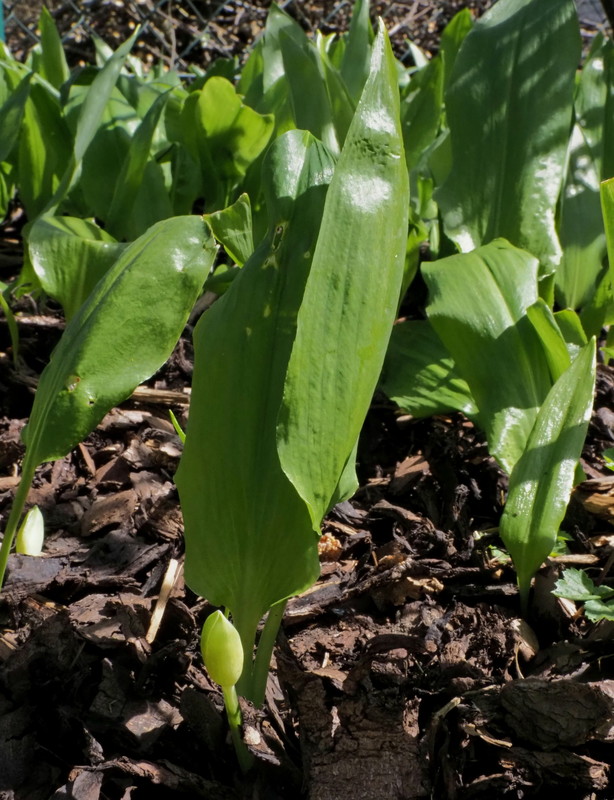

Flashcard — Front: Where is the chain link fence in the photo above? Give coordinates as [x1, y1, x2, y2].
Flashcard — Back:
[0, 0, 611, 69]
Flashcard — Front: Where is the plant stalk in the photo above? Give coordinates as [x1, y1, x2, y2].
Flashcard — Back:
[0, 460, 37, 589]
[250, 600, 287, 708]
[222, 684, 253, 774]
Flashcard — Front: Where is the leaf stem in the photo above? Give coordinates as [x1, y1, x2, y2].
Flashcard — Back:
[222, 684, 253, 774]
[250, 600, 287, 708]
[0, 459, 37, 589]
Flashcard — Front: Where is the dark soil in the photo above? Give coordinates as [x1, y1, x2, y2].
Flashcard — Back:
[2, 3, 614, 799]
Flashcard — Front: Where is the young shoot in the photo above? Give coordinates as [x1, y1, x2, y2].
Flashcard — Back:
[201, 611, 253, 772]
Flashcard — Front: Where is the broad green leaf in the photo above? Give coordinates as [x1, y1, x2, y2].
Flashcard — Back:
[401, 55, 444, 171]
[206, 193, 254, 266]
[277, 23, 409, 526]
[197, 77, 274, 177]
[500, 341, 596, 607]
[437, 0, 580, 271]
[316, 35, 356, 148]
[340, 0, 373, 102]
[182, 77, 274, 209]
[554, 309, 588, 352]
[45, 31, 138, 215]
[106, 90, 171, 239]
[584, 599, 614, 621]
[18, 82, 72, 219]
[552, 567, 614, 602]
[581, 177, 614, 338]
[279, 29, 339, 154]
[557, 36, 610, 310]
[557, 123, 606, 309]
[176, 130, 333, 665]
[67, 86, 140, 221]
[0, 73, 32, 163]
[27, 215, 126, 319]
[423, 239, 552, 474]
[526, 299, 571, 383]
[439, 8, 473, 89]
[37, 6, 70, 90]
[21, 216, 215, 468]
[73, 32, 139, 164]
[380, 320, 477, 419]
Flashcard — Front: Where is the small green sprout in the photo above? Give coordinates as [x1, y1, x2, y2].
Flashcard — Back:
[201, 610, 244, 689]
[15, 506, 44, 556]
[201, 611, 252, 772]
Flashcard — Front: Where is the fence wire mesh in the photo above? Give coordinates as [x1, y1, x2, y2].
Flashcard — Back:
[1, 0, 611, 69]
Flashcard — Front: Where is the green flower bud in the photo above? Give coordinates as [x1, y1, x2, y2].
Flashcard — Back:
[201, 610, 244, 688]
[15, 506, 44, 556]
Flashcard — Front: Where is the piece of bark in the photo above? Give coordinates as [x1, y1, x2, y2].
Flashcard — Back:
[501, 679, 614, 749]
[50, 769, 104, 800]
[280, 658, 429, 800]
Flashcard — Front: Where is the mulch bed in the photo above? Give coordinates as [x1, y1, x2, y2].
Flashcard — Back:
[1, 2, 614, 799]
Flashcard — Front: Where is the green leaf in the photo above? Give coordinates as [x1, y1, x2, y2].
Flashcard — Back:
[552, 567, 614, 602]
[67, 85, 140, 221]
[340, 0, 373, 102]
[500, 341, 596, 606]
[526, 299, 571, 383]
[439, 8, 473, 89]
[21, 216, 215, 467]
[177, 128, 331, 605]
[205, 193, 254, 266]
[18, 82, 72, 219]
[581, 176, 614, 338]
[46, 31, 139, 215]
[0, 73, 32, 164]
[584, 599, 614, 621]
[106, 89, 171, 239]
[401, 56, 444, 172]
[176, 130, 332, 686]
[183, 77, 274, 209]
[380, 320, 477, 419]
[277, 22, 409, 527]
[37, 6, 70, 90]
[423, 239, 552, 474]
[557, 122, 606, 309]
[556, 37, 610, 310]
[437, 0, 580, 271]
[27, 215, 126, 319]
[278, 29, 339, 154]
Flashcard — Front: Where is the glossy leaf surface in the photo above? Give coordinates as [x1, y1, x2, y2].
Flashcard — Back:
[176, 131, 330, 631]
[500, 341, 595, 605]
[27, 215, 126, 319]
[381, 320, 476, 419]
[277, 22, 409, 526]
[437, 0, 580, 271]
[423, 239, 552, 474]
[21, 216, 215, 467]
[205, 193, 254, 266]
